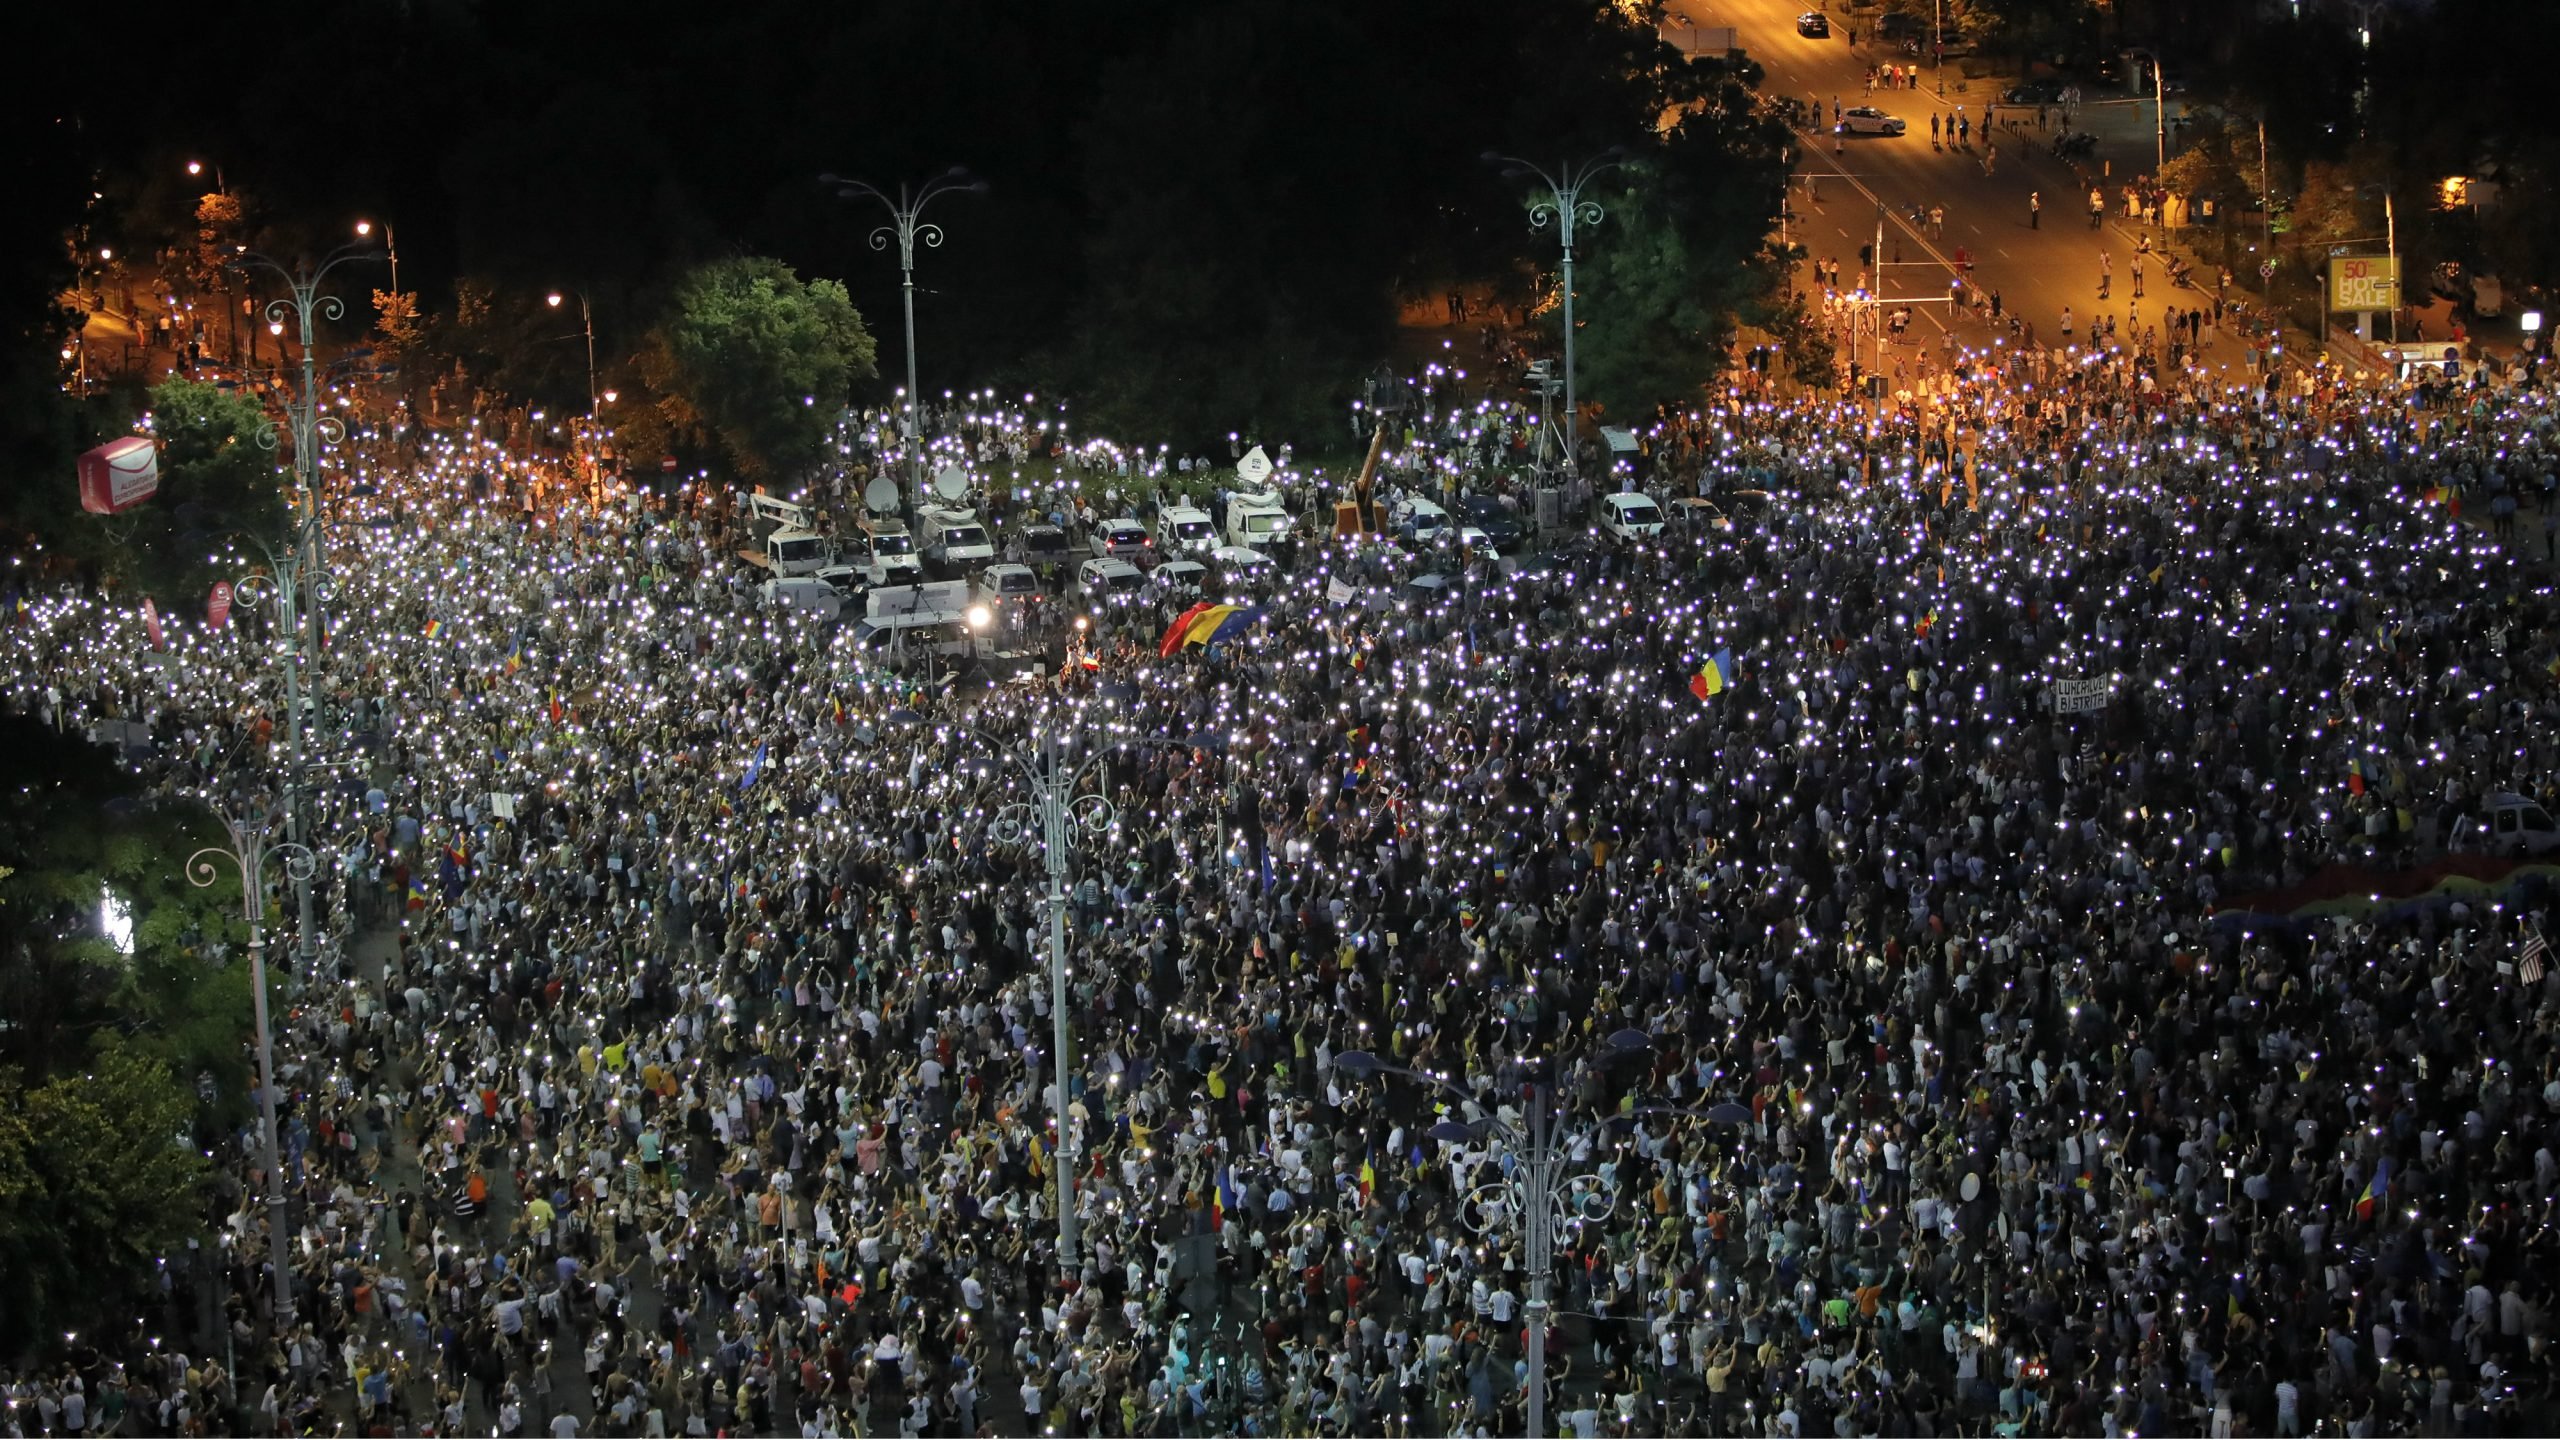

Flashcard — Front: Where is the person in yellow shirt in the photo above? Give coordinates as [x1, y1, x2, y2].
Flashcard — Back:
[526, 1194, 556, 1238]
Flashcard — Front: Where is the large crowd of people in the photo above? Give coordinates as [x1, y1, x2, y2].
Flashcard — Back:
[5, 335, 2560, 1440]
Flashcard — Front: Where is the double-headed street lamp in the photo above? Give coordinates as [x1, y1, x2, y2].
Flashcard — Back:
[896, 712, 1195, 1276]
[1485, 149, 1628, 482]
[892, 714, 1115, 1273]
[232, 239, 378, 632]
[818, 167, 987, 517]
[1332, 1034, 1748, 1439]
[187, 799, 316, 1337]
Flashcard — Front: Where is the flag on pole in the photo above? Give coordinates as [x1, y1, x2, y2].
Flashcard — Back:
[505, 642, 524, 674]
[2355, 1157, 2390, 1220]
[1688, 649, 1734, 702]
[2346, 757, 2366, 797]
[2521, 928, 2548, 987]
[741, 742, 767, 791]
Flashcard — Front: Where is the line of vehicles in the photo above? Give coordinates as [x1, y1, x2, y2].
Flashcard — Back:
[731, 479, 1718, 669]
[731, 487, 1309, 659]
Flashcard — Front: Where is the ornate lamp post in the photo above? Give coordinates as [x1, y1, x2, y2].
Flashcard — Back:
[818, 168, 987, 517]
[231, 238, 375, 647]
[1332, 1033, 1746, 1438]
[188, 801, 315, 1336]
[893, 714, 1189, 1275]
[1483, 149, 1628, 480]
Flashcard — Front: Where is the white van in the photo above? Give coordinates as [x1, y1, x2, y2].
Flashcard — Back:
[1225, 491, 1293, 551]
[1155, 504, 1218, 555]
[848, 615, 972, 662]
[973, 564, 1043, 608]
[920, 505, 995, 569]
[760, 576, 848, 620]
[860, 519, 924, 585]
[2450, 793, 2560, 857]
[1601, 492, 1667, 541]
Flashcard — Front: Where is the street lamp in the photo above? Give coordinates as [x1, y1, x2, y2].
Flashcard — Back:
[548, 291, 597, 415]
[354, 220, 398, 302]
[818, 167, 987, 517]
[888, 717, 1117, 1272]
[187, 800, 315, 1337]
[1484, 149, 1628, 482]
[187, 159, 226, 195]
[1331, 1035, 1747, 1438]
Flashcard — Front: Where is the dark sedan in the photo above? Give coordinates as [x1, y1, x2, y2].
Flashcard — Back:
[1796, 11, 1831, 37]
[1456, 495, 1527, 551]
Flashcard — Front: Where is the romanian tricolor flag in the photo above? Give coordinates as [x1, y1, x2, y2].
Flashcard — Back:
[2347, 757, 2367, 797]
[1915, 611, 1938, 639]
[405, 877, 428, 912]
[505, 643, 523, 674]
[1159, 602, 1216, 657]
[421, 618, 443, 640]
[831, 696, 847, 727]
[2355, 1157, 2390, 1220]
[1688, 649, 1734, 702]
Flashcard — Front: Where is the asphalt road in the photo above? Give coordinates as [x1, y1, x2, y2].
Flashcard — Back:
[1666, 0, 2270, 371]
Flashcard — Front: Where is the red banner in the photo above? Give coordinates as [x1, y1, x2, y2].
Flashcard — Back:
[142, 597, 164, 650]
[207, 581, 233, 630]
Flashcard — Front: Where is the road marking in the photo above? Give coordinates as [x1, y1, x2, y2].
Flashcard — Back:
[1998, 248, 2011, 258]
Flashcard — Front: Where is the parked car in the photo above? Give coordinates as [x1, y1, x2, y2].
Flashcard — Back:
[1455, 495, 1526, 551]
[1090, 518, 1153, 561]
[1150, 559, 1208, 599]
[1020, 524, 1074, 576]
[1390, 496, 1453, 545]
[1838, 107, 1907, 137]
[1795, 11, 1830, 37]
[1077, 556, 1146, 602]
[2004, 80, 2063, 105]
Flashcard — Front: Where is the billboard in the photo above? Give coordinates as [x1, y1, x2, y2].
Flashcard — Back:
[77, 436, 160, 515]
[2329, 255, 2399, 312]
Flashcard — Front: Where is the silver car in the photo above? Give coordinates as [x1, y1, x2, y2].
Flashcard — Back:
[1837, 106, 1907, 136]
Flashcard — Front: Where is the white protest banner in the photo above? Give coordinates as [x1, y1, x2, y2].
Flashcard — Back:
[1325, 578, 1355, 603]
[2051, 677, 2112, 714]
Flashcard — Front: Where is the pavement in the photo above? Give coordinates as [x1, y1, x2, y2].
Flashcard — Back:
[1667, 0, 2280, 372]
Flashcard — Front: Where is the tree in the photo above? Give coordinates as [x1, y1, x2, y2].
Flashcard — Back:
[635, 256, 877, 481]
[0, 714, 237, 1358]
[1552, 87, 1791, 417]
[0, 1045, 213, 1359]
[125, 375, 290, 602]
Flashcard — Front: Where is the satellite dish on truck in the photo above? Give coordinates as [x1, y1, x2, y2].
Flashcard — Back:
[932, 466, 970, 502]
[863, 476, 902, 514]
[1236, 445, 1273, 487]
